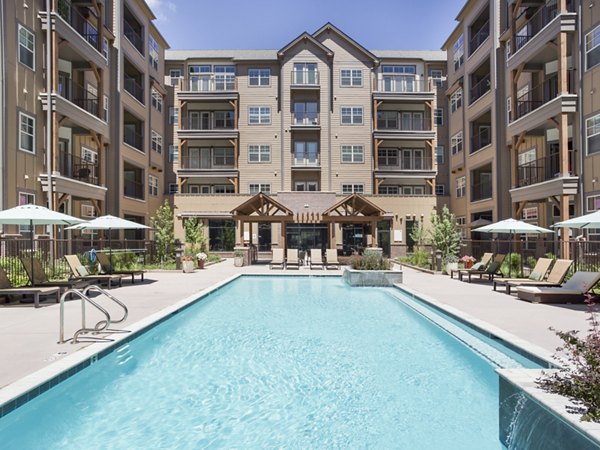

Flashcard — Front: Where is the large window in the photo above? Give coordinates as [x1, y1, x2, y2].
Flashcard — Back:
[208, 220, 236, 251]
[586, 25, 600, 70]
[148, 174, 159, 196]
[451, 131, 463, 155]
[377, 111, 398, 129]
[340, 69, 362, 86]
[436, 145, 445, 164]
[586, 113, 600, 155]
[151, 88, 162, 112]
[435, 184, 446, 196]
[378, 185, 399, 195]
[18, 25, 35, 70]
[169, 69, 181, 86]
[248, 106, 271, 124]
[248, 145, 271, 163]
[168, 144, 178, 163]
[248, 68, 270, 86]
[587, 194, 600, 212]
[453, 34, 464, 71]
[149, 35, 159, 70]
[18, 192, 35, 234]
[378, 148, 398, 167]
[341, 145, 364, 163]
[168, 183, 178, 194]
[249, 183, 271, 194]
[342, 184, 364, 194]
[151, 130, 162, 154]
[341, 107, 363, 125]
[169, 106, 178, 125]
[19, 112, 35, 153]
[430, 69, 444, 87]
[434, 108, 444, 126]
[213, 148, 234, 166]
[450, 89, 463, 112]
[456, 176, 466, 198]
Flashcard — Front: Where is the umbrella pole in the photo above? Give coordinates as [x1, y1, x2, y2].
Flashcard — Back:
[109, 228, 112, 270]
[29, 219, 34, 286]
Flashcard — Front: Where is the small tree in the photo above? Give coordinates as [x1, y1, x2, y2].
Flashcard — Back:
[150, 200, 175, 263]
[183, 218, 207, 253]
[429, 205, 462, 260]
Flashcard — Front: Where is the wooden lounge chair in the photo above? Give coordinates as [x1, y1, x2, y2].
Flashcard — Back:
[0, 267, 59, 308]
[96, 252, 145, 283]
[492, 257, 553, 293]
[459, 254, 506, 282]
[517, 271, 600, 303]
[269, 248, 285, 269]
[286, 249, 300, 269]
[20, 256, 90, 293]
[325, 249, 340, 270]
[64, 255, 123, 288]
[309, 249, 324, 269]
[451, 252, 492, 279]
[504, 259, 572, 295]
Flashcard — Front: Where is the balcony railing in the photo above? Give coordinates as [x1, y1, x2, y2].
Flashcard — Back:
[57, 76, 99, 117]
[292, 113, 320, 126]
[469, 20, 490, 55]
[517, 150, 575, 187]
[180, 115, 235, 131]
[471, 180, 493, 201]
[292, 153, 320, 167]
[379, 156, 433, 171]
[187, 76, 237, 92]
[124, 178, 144, 200]
[514, 70, 575, 120]
[514, 1, 564, 51]
[124, 127, 144, 151]
[375, 78, 431, 93]
[471, 127, 492, 153]
[123, 20, 144, 55]
[124, 75, 144, 103]
[59, 150, 99, 185]
[179, 156, 235, 170]
[377, 117, 432, 132]
[290, 70, 320, 86]
[56, 0, 100, 51]
[469, 74, 491, 105]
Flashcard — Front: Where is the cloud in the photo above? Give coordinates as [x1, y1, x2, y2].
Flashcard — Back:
[146, 0, 177, 22]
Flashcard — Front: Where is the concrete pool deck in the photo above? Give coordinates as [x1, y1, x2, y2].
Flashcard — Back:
[0, 261, 593, 390]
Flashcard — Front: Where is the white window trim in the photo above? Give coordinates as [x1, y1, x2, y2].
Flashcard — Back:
[248, 68, 271, 87]
[340, 106, 364, 125]
[148, 174, 159, 196]
[340, 68, 363, 87]
[248, 106, 271, 125]
[451, 131, 463, 155]
[19, 111, 35, 154]
[341, 183, 365, 194]
[248, 144, 271, 163]
[248, 183, 271, 194]
[456, 176, 466, 198]
[450, 89, 463, 113]
[587, 194, 600, 212]
[151, 130, 162, 154]
[586, 113, 600, 155]
[434, 108, 444, 126]
[586, 25, 600, 71]
[18, 24, 35, 71]
[341, 145, 364, 164]
[436, 145, 445, 165]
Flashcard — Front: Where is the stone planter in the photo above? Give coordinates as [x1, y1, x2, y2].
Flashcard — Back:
[234, 256, 244, 267]
[446, 262, 458, 273]
[197, 259, 205, 269]
[182, 260, 195, 273]
[343, 268, 403, 287]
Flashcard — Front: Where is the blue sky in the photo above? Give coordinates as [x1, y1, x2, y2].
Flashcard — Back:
[147, 0, 465, 51]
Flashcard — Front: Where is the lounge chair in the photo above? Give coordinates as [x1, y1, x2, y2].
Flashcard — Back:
[451, 252, 493, 279]
[459, 254, 506, 282]
[20, 256, 90, 293]
[286, 249, 300, 269]
[325, 249, 340, 270]
[269, 248, 285, 269]
[504, 259, 572, 295]
[0, 267, 59, 308]
[309, 249, 324, 269]
[492, 257, 553, 293]
[64, 255, 123, 288]
[517, 271, 600, 303]
[96, 252, 145, 283]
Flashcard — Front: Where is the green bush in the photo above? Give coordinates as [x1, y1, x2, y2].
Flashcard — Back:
[351, 250, 390, 270]
[408, 249, 430, 269]
[500, 253, 521, 277]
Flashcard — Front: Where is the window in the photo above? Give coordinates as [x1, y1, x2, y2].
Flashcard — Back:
[103, 95, 109, 121]
[149, 35, 159, 70]
[81, 204, 96, 218]
[587, 113, 600, 155]
[18, 25, 35, 70]
[103, 38, 109, 59]
[378, 148, 398, 167]
[436, 146, 445, 164]
[248, 145, 270, 163]
[342, 184, 364, 194]
[450, 89, 463, 112]
[169, 69, 181, 86]
[382, 65, 416, 74]
[214, 111, 235, 128]
[168, 183, 178, 194]
[456, 176, 466, 198]
[453, 34, 464, 71]
[341, 145, 364, 163]
[249, 183, 271, 194]
[457, 216, 467, 237]
[522, 206, 538, 220]
[506, 97, 512, 123]
[214, 184, 234, 194]
[82, 147, 98, 163]
[435, 184, 446, 196]
[378, 185, 399, 195]
[169, 107, 178, 125]
[213, 148, 234, 166]
[430, 69, 444, 87]
[168, 144, 178, 163]
[434, 108, 444, 126]
[18, 192, 35, 233]
[248, 106, 270, 124]
[340, 69, 362, 86]
[451, 131, 463, 155]
[586, 25, 600, 70]
[19, 112, 35, 153]
[377, 111, 398, 129]
[248, 68, 270, 86]
[151, 88, 162, 112]
[341, 107, 363, 125]
[587, 194, 600, 212]
[151, 130, 162, 153]
[148, 174, 159, 196]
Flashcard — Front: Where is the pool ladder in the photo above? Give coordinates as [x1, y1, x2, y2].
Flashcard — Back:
[59, 285, 129, 344]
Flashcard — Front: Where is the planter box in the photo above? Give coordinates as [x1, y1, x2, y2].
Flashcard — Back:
[234, 256, 244, 267]
[182, 261, 195, 273]
[343, 268, 403, 287]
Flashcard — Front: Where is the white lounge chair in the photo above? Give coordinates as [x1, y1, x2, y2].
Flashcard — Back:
[286, 249, 300, 269]
[517, 271, 600, 303]
[309, 249, 324, 269]
[269, 248, 285, 269]
[325, 249, 340, 270]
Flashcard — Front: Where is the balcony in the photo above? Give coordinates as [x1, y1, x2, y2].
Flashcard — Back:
[290, 70, 320, 88]
[124, 127, 144, 152]
[59, 150, 99, 185]
[124, 75, 144, 104]
[469, 20, 490, 56]
[515, 2, 560, 51]
[471, 181, 493, 202]
[517, 150, 575, 188]
[469, 74, 491, 105]
[292, 152, 320, 168]
[177, 76, 239, 101]
[378, 156, 433, 171]
[179, 156, 235, 171]
[291, 112, 320, 129]
[375, 155, 435, 180]
[177, 153, 238, 179]
[124, 178, 144, 200]
[373, 78, 434, 101]
[470, 127, 492, 154]
[374, 117, 435, 141]
[123, 20, 144, 55]
[177, 114, 238, 141]
[57, 76, 99, 117]
[56, 0, 99, 50]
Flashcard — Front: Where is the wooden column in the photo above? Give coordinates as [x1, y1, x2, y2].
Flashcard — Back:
[557, 31, 568, 94]
[280, 221, 286, 252]
[371, 220, 378, 247]
[238, 220, 244, 246]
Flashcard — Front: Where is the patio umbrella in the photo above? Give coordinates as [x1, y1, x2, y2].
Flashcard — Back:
[67, 215, 151, 266]
[0, 204, 85, 285]
[473, 218, 553, 277]
[553, 210, 600, 229]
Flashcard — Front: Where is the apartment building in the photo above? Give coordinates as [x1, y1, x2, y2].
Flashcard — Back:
[164, 23, 447, 257]
[0, 0, 168, 237]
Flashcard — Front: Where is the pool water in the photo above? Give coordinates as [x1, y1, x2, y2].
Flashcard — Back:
[0, 277, 532, 449]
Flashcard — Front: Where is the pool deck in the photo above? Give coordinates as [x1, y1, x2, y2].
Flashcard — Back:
[0, 261, 594, 391]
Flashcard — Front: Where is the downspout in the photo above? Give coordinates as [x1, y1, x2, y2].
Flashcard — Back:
[0, 1, 5, 210]
[577, 2, 585, 217]
[45, 0, 54, 213]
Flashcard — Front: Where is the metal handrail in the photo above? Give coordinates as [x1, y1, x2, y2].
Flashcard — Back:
[469, 74, 491, 104]
[59, 287, 111, 344]
[469, 20, 490, 55]
[83, 285, 129, 324]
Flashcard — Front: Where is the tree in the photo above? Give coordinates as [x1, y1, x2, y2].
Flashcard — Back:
[429, 205, 463, 260]
[150, 200, 175, 263]
[183, 218, 207, 253]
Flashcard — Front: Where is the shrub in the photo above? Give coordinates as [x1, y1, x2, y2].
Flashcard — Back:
[351, 250, 390, 270]
[408, 249, 430, 268]
[500, 253, 521, 277]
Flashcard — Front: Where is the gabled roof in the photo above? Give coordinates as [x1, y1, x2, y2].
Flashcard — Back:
[231, 193, 294, 221]
[313, 22, 379, 64]
[165, 49, 278, 62]
[322, 194, 386, 218]
[278, 32, 334, 58]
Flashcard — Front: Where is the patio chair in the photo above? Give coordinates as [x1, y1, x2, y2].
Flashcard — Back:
[504, 259, 572, 295]
[286, 249, 300, 269]
[96, 252, 145, 283]
[459, 254, 506, 282]
[492, 257, 553, 293]
[20, 256, 90, 293]
[269, 248, 285, 270]
[64, 255, 123, 289]
[517, 271, 600, 303]
[450, 252, 493, 279]
[0, 267, 59, 308]
[309, 249, 324, 270]
[325, 249, 340, 270]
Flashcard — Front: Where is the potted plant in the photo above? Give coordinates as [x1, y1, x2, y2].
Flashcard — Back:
[444, 255, 459, 273]
[233, 249, 244, 267]
[460, 255, 476, 269]
[196, 252, 207, 269]
[181, 255, 195, 273]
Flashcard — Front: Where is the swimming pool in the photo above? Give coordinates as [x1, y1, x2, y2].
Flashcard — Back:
[0, 276, 541, 449]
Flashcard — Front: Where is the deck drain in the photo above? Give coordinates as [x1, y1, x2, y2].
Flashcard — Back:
[43, 351, 68, 362]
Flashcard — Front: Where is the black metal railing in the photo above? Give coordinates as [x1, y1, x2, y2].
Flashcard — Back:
[179, 115, 235, 131]
[377, 115, 432, 132]
[517, 150, 575, 187]
[515, 1, 560, 51]
[375, 78, 432, 93]
[124, 178, 144, 199]
[56, 0, 100, 51]
[57, 76, 99, 117]
[514, 70, 575, 120]
[124, 127, 144, 151]
[469, 74, 491, 104]
[471, 180, 493, 201]
[123, 20, 144, 55]
[58, 150, 99, 185]
[292, 113, 320, 126]
[469, 20, 490, 55]
[379, 156, 433, 171]
[470, 127, 492, 153]
[124, 75, 144, 103]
